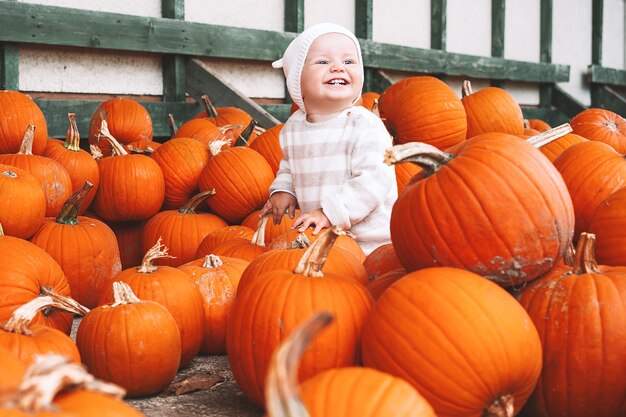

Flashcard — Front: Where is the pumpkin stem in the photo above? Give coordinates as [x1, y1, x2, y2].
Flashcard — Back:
[1, 355, 125, 412]
[484, 394, 514, 417]
[109, 281, 142, 306]
[98, 120, 129, 156]
[293, 227, 346, 277]
[461, 80, 473, 98]
[251, 212, 271, 247]
[178, 189, 216, 214]
[201, 95, 219, 118]
[562, 240, 576, 266]
[2, 291, 89, 335]
[371, 98, 380, 117]
[385, 142, 453, 177]
[523, 119, 530, 129]
[289, 233, 311, 249]
[234, 119, 258, 147]
[168, 113, 178, 136]
[571, 232, 600, 274]
[526, 123, 573, 148]
[89, 144, 104, 160]
[137, 237, 175, 273]
[55, 181, 94, 225]
[208, 139, 232, 156]
[64, 113, 81, 151]
[202, 254, 224, 269]
[0, 223, 4, 236]
[17, 124, 36, 155]
[265, 311, 334, 417]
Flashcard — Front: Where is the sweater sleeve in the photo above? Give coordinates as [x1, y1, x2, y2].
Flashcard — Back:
[320, 114, 396, 228]
[269, 130, 296, 197]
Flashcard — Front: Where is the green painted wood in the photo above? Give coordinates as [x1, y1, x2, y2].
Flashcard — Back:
[592, 0, 603, 65]
[539, 0, 553, 107]
[589, 65, 626, 86]
[285, 0, 305, 33]
[490, 0, 505, 88]
[0, 1, 569, 84]
[261, 104, 291, 123]
[355, 0, 374, 40]
[553, 85, 586, 118]
[431, 0, 446, 50]
[366, 69, 393, 93]
[0, 43, 19, 90]
[591, 85, 626, 115]
[34, 100, 201, 139]
[162, 0, 186, 102]
[186, 58, 280, 128]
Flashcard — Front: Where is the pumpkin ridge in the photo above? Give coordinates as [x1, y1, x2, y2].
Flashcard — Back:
[562, 145, 621, 198]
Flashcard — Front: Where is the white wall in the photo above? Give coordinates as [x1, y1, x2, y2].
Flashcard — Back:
[15, 0, 626, 108]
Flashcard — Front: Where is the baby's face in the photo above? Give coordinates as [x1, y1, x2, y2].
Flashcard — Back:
[300, 33, 363, 116]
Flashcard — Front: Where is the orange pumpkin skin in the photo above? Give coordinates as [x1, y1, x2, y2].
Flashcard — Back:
[553, 140, 626, 238]
[109, 221, 146, 269]
[240, 209, 301, 245]
[0, 324, 81, 367]
[0, 91, 48, 155]
[361, 267, 542, 417]
[462, 85, 524, 138]
[528, 119, 551, 132]
[570, 108, 626, 153]
[53, 390, 145, 417]
[539, 132, 587, 162]
[589, 187, 626, 265]
[226, 270, 373, 407]
[195, 225, 255, 258]
[358, 91, 381, 112]
[391, 134, 575, 287]
[363, 243, 402, 281]
[300, 367, 436, 417]
[0, 346, 25, 396]
[178, 255, 249, 354]
[98, 265, 205, 368]
[29, 216, 122, 309]
[247, 123, 284, 175]
[0, 235, 72, 334]
[394, 161, 423, 195]
[210, 237, 267, 262]
[150, 137, 211, 210]
[366, 267, 406, 301]
[77, 297, 181, 398]
[198, 147, 274, 224]
[378, 76, 467, 149]
[268, 228, 367, 264]
[518, 264, 626, 417]
[141, 208, 228, 267]
[0, 165, 46, 239]
[92, 153, 165, 222]
[88, 98, 153, 157]
[173, 118, 224, 146]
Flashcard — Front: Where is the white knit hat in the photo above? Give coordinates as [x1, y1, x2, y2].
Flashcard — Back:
[272, 22, 363, 114]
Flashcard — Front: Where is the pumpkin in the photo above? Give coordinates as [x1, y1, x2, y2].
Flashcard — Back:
[141, 190, 228, 267]
[150, 136, 211, 210]
[29, 182, 122, 309]
[553, 140, 626, 239]
[197, 141, 274, 224]
[518, 233, 626, 417]
[98, 240, 205, 368]
[247, 123, 284, 175]
[210, 213, 270, 262]
[538, 132, 588, 162]
[358, 91, 381, 113]
[0, 355, 144, 416]
[589, 187, 626, 265]
[43, 113, 100, 214]
[194, 95, 253, 132]
[226, 227, 373, 406]
[570, 108, 626, 153]
[88, 98, 153, 157]
[361, 267, 542, 417]
[91, 121, 165, 222]
[0, 125, 73, 218]
[365, 267, 406, 301]
[240, 209, 301, 245]
[394, 161, 423, 195]
[0, 164, 46, 239]
[387, 133, 575, 287]
[527, 118, 551, 132]
[195, 225, 255, 258]
[0, 90, 48, 155]
[178, 254, 249, 354]
[363, 242, 402, 281]
[78, 282, 181, 398]
[0, 226, 73, 334]
[172, 117, 231, 147]
[109, 220, 146, 269]
[0, 346, 24, 396]
[0, 289, 87, 366]
[377, 76, 467, 149]
[461, 80, 524, 138]
[265, 311, 436, 417]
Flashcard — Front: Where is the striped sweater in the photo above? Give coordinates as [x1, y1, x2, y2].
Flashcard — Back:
[270, 106, 398, 255]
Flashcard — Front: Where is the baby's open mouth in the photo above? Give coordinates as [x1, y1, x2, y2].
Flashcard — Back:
[327, 79, 348, 85]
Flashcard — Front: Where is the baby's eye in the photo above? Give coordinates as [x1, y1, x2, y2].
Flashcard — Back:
[343, 59, 355, 65]
[316, 60, 328, 65]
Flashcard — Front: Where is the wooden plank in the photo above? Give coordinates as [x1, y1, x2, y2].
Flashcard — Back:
[162, 0, 186, 102]
[431, 0, 446, 50]
[0, 1, 569, 84]
[285, 0, 305, 33]
[0, 43, 19, 90]
[186, 58, 280, 128]
[591, 85, 626, 115]
[366, 69, 393, 93]
[355, 0, 374, 40]
[490, 0, 505, 88]
[592, 0, 603, 65]
[589, 65, 626, 86]
[34, 100, 201, 139]
[539, 0, 553, 107]
[261, 104, 291, 123]
[553, 85, 586, 118]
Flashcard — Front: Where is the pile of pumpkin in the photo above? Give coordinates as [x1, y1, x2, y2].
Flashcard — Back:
[0, 75, 625, 417]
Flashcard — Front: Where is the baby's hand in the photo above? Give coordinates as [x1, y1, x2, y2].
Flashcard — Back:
[292, 208, 331, 235]
[261, 192, 298, 225]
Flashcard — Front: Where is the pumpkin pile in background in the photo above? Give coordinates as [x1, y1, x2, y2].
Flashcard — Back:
[0, 82, 625, 417]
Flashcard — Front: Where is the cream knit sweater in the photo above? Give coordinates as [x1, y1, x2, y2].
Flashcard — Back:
[270, 106, 398, 255]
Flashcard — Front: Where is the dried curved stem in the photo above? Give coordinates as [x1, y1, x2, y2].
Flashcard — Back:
[208, 139, 232, 156]
[65, 113, 81, 151]
[484, 394, 514, 417]
[526, 123, 573, 148]
[251, 213, 271, 247]
[201, 95, 219, 118]
[293, 227, 346, 277]
[17, 124, 36, 155]
[461, 80, 473, 98]
[179, 189, 216, 214]
[137, 237, 175, 273]
[202, 254, 223, 269]
[385, 142, 453, 177]
[55, 181, 93, 225]
[98, 120, 128, 156]
[571, 233, 600, 274]
[289, 233, 311, 249]
[109, 281, 142, 307]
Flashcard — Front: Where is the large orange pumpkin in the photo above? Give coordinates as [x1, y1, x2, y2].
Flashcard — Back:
[518, 233, 626, 417]
[0, 164, 46, 239]
[538, 132, 588, 162]
[387, 134, 575, 287]
[361, 267, 542, 417]
[569, 108, 626, 153]
[0, 346, 24, 396]
[195, 225, 255, 258]
[589, 187, 626, 265]
[247, 123, 284, 175]
[0, 90, 48, 155]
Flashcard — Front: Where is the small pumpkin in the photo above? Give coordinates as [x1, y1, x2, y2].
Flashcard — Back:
[569, 108, 626, 153]
[0, 90, 48, 155]
[248, 124, 284, 175]
[195, 225, 255, 258]
[0, 164, 46, 239]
